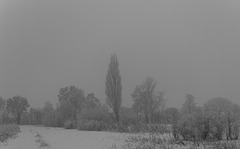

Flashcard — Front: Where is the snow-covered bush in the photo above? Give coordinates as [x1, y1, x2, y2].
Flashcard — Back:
[34, 131, 50, 148]
[0, 124, 20, 142]
[77, 104, 113, 131]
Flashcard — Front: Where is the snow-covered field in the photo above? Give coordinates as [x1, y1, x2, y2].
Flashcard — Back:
[2, 125, 227, 149]
[0, 125, 127, 149]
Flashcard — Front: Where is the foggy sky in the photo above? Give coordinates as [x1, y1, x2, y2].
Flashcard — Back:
[1, 0, 240, 109]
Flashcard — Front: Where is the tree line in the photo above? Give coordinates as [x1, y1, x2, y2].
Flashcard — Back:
[175, 95, 240, 141]
[0, 54, 240, 141]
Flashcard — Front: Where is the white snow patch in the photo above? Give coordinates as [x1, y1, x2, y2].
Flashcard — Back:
[0, 125, 127, 149]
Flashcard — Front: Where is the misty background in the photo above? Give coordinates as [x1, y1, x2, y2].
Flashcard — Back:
[1, 0, 240, 109]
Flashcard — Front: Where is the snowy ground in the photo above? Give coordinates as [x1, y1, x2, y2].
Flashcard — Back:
[0, 125, 127, 149]
[1, 126, 220, 149]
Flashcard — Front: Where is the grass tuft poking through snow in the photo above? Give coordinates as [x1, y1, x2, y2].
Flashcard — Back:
[109, 132, 240, 149]
[31, 129, 50, 148]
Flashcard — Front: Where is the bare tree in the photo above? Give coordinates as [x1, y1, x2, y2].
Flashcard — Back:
[181, 94, 197, 115]
[6, 96, 29, 124]
[105, 54, 122, 123]
[132, 77, 163, 123]
[42, 101, 55, 127]
[29, 108, 42, 125]
[58, 86, 85, 122]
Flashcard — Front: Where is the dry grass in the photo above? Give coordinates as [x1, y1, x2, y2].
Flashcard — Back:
[32, 130, 50, 148]
[109, 132, 240, 149]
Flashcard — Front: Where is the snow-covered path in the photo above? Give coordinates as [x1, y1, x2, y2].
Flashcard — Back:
[0, 125, 126, 149]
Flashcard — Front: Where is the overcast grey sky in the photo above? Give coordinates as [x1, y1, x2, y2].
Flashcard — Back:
[1, 0, 240, 108]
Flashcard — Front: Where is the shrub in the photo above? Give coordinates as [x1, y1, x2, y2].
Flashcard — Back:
[120, 107, 140, 127]
[0, 124, 20, 142]
[77, 120, 108, 131]
[120, 133, 176, 149]
[177, 114, 199, 141]
[147, 124, 172, 134]
[211, 141, 240, 149]
[125, 123, 172, 134]
[77, 105, 113, 131]
[1, 112, 15, 124]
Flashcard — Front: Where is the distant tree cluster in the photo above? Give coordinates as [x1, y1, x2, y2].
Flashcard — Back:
[174, 95, 240, 141]
[1, 53, 240, 141]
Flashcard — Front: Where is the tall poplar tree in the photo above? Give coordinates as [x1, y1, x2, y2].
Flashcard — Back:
[105, 54, 122, 123]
